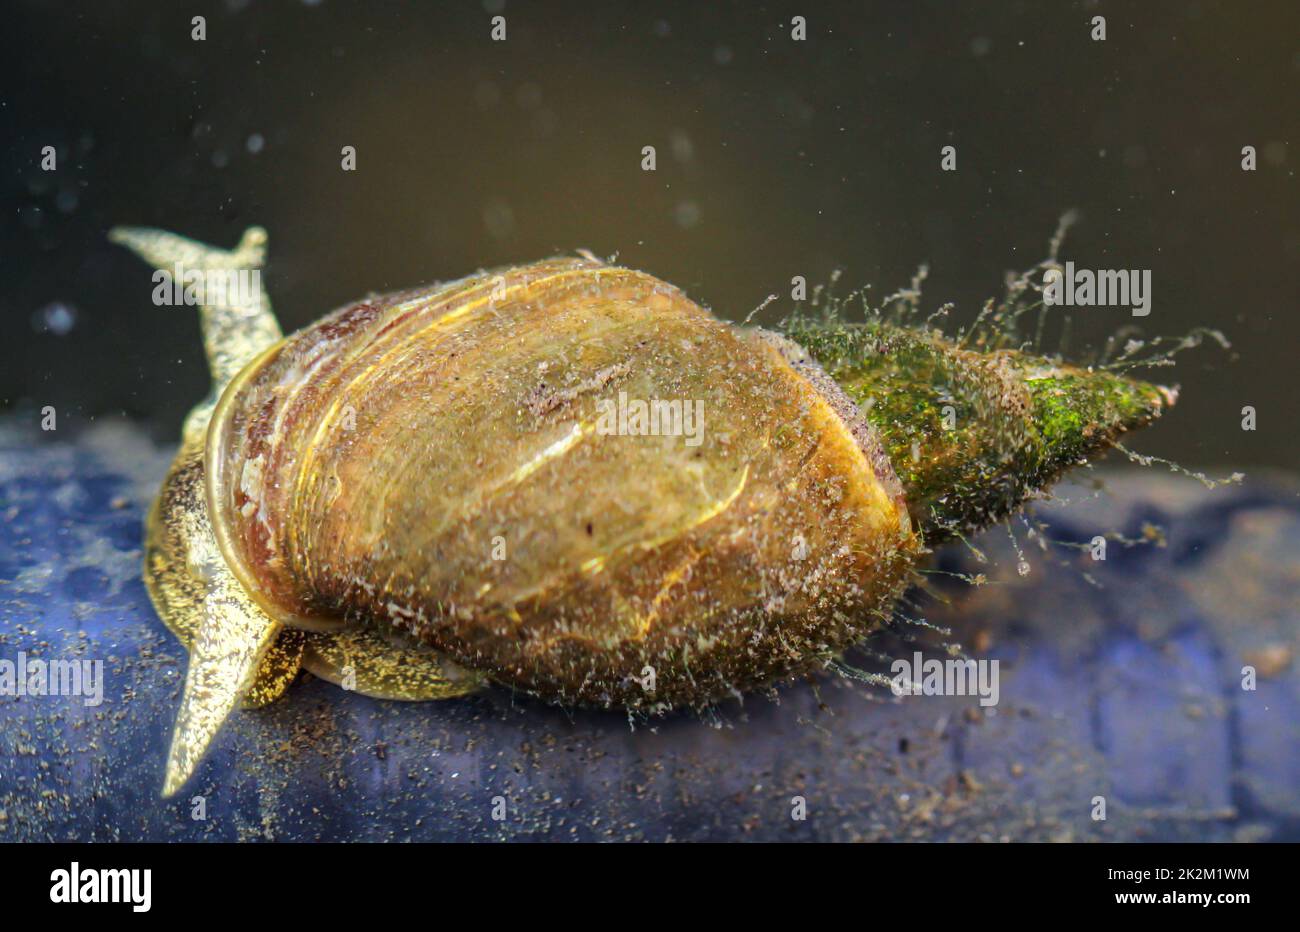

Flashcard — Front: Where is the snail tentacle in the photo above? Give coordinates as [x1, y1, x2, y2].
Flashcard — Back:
[160, 546, 286, 797]
[107, 225, 282, 393]
[110, 226, 298, 794]
[141, 432, 295, 797]
[116, 226, 491, 794]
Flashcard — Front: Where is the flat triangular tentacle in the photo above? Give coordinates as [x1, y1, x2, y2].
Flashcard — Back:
[108, 225, 282, 393]
[162, 577, 284, 797]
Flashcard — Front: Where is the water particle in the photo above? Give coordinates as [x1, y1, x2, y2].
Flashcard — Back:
[35, 302, 77, 336]
[674, 201, 702, 229]
[484, 200, 515, 239]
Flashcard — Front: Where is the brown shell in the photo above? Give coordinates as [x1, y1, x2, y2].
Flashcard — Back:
[206, 257, 920, 709]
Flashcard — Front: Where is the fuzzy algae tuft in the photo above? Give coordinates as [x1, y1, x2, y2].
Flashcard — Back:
[783, 318, 1175, 544]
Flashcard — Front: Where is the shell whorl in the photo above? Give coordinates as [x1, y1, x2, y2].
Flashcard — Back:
[207, 258, 920, 707]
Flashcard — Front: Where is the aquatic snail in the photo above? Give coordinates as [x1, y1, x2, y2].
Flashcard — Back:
[110, 225, 1178, 796]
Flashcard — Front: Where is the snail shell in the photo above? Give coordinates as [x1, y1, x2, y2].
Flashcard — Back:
[116, 224, 1174, 794]
[206, 257, 920, 708]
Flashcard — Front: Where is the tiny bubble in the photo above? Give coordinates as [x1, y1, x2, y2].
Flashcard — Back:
[35, 302, 77, 336]
[674, 201, 702, 229]
[670, 130, 694, 162]
[484, 199, 515, 239]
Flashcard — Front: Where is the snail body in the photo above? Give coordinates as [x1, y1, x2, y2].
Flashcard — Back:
[112, 226, 1172, 794]
[208, 257, 918, 709]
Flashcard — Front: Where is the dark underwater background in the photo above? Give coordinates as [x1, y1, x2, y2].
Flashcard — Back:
[2, 0, 1296, 472]
[2, 0, 1300, 846]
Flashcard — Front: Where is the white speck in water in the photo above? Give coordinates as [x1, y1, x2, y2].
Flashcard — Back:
[670, 130, 694, 163]
[484, 199, 515, 239]
[35, 302, 77, 336]
[246, 133, 265, 154]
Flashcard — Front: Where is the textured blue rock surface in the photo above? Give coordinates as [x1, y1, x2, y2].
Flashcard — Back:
[1, 418, 1297, 841]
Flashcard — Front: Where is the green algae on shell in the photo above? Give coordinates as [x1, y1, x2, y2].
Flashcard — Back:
[784, 317, 1175, 543]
